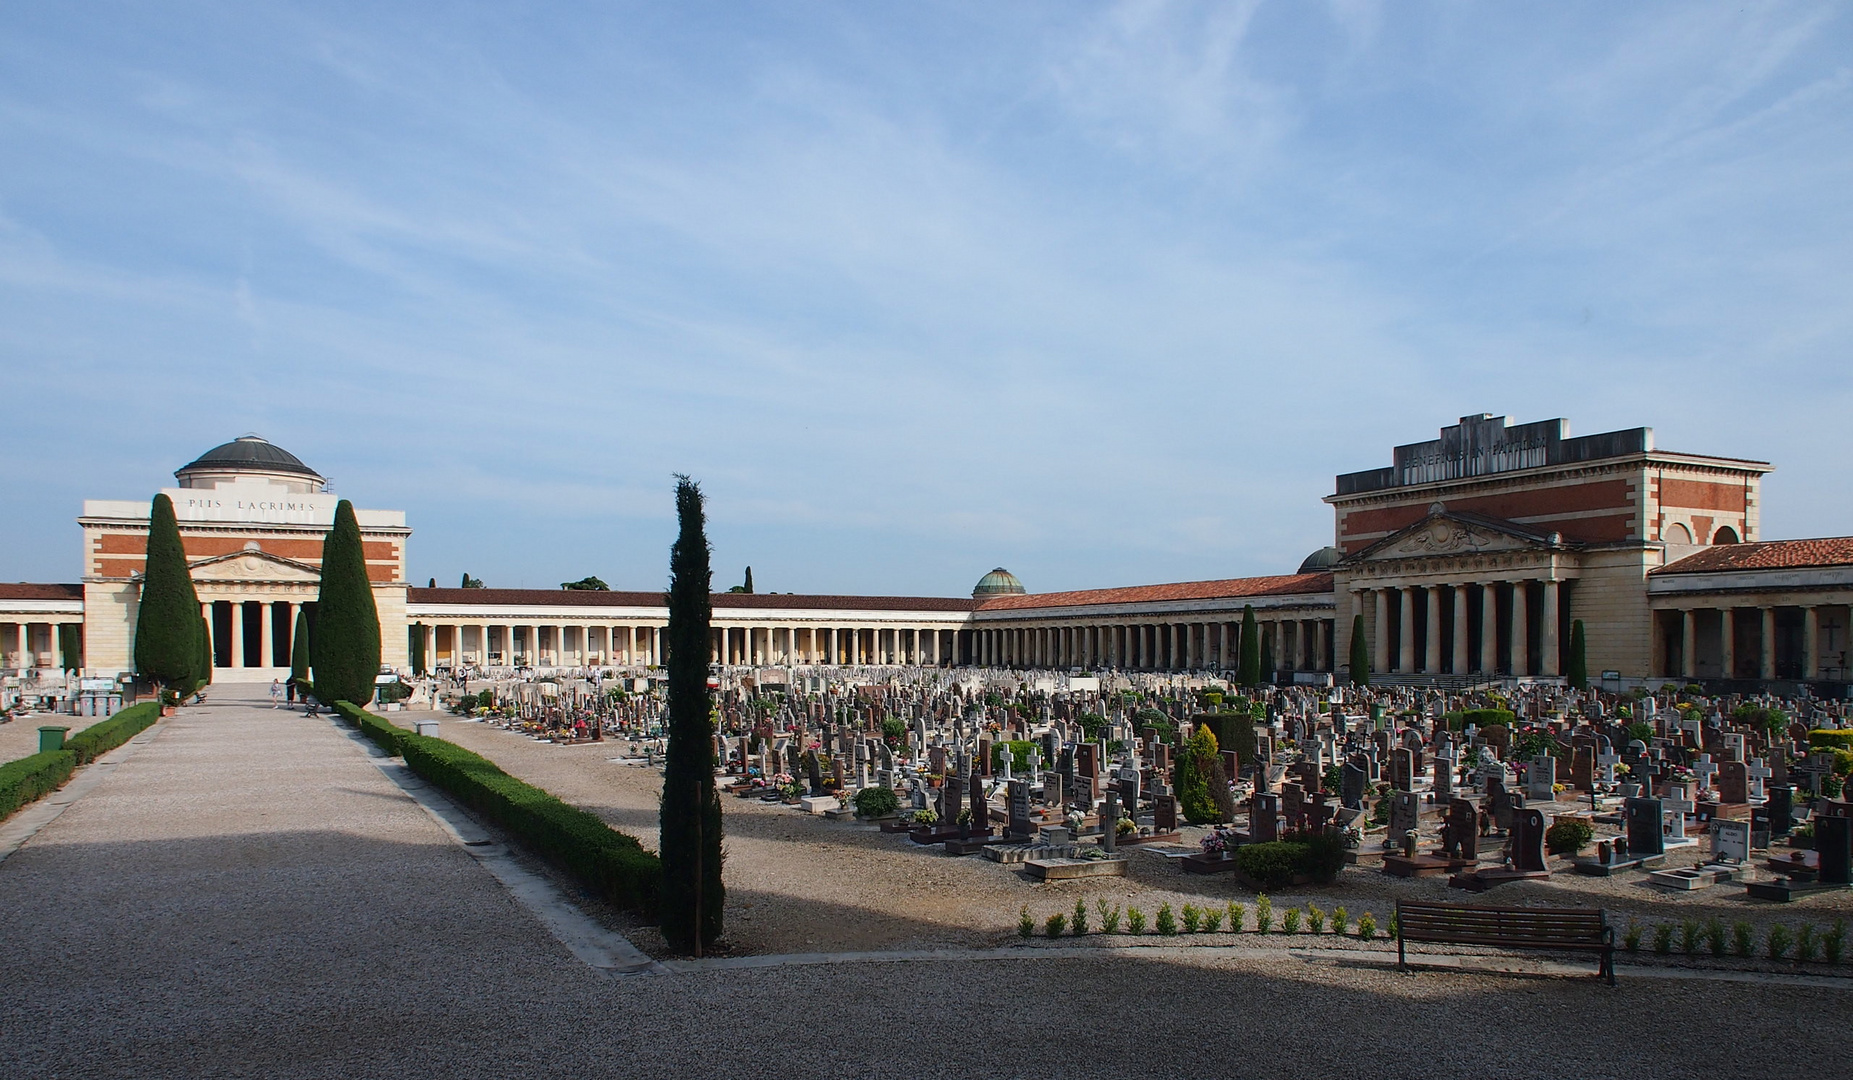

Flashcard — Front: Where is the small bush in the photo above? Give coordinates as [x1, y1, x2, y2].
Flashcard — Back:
[1306, 905, 1326, 934]
[1388, 910, 1399, 940]
[1282, 908, 1302, 934]
[1733, 922, 1754, 958]
[1201, 908, 1224, 933]
[1156, 903, 1178, 936]
[1706, 919, 1727, 958]
[1045, 913, 1066, 938]
[1798, 925, 1819, 963]
[1332, 906, 1350, 936]
[1767, 924, 1792, 960]
[1623, 924, 1642, 953]
[1255, 894, 1274, 933]
[1826, 921, 1846, 965]
[1652, 923, 1674, 955]
[1126, 906, 1147, 934]
[1356, 912, 1377, 941]
[1018, 905, 1034, 939]
[853, 786, 899, 817]
[1227, 902, 1245, 932]
[1681, 920, 1702, 955]
[1181, 904, 1201, 933]
[1097, 898, 1121, 934]
[1072, 898, 1089, 935]
[1545, 819, 1593, 856]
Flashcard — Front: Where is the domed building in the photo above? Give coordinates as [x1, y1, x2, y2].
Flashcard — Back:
[61, 437, 410, 682]
[1297, 546, 1342, 574]
[972, 568, 1026, 598]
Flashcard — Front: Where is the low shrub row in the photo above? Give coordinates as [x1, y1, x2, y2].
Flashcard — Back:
[0, 701, 163, 821]
[1019, 896, 1390, 940]
[65, 702, 159, 765]
[1624, 917, 1847, 964]
[336, 701, 661, 916]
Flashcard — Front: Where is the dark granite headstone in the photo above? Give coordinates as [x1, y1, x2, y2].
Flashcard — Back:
[1718, 760, 1748, 804]
[1340, 761, 1367, 810]
[1007, 779, 1032, 838]
[1818, 815, 1853, 886]
[1155, 794, 1178, 833]
[1509, 808, 1548, 873]
[969, 771, 988, 832]
[1251, 792, 1280, 843]
[1625, 796, 1665, 857]
[1442, 797, 1478, 861]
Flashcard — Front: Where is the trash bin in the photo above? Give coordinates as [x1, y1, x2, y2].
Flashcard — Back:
[415, 719, 442, 738]
[39, 726, 70, 753]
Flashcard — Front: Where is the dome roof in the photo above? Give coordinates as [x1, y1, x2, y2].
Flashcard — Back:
[176, 435, 322, 480]
[972, 567, 1027, 597]
[1297, 546, 1343, 573]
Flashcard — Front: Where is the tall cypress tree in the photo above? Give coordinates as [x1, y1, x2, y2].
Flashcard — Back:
[1349, 613, 1371, 687]
[290, 607, 312, 691]
[134, 494, 206, 695]
[661, 476, 724, 955]
[1237, 604, 1261, 687]
[1567, 619, 1588, 690]
[311, 500, 381, 706]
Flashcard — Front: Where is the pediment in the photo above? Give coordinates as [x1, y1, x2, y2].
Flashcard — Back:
[1348, 508, 1567, 564]
[188, 549, 322, 583]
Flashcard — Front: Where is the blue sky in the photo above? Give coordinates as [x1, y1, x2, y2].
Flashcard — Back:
[2, 2, 1849, 595]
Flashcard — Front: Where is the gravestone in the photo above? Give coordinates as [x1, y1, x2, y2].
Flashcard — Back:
[969, 771, 988, 833]
[1711, 819, 1751, 864]
[1509, 808, 1548, 873]
[1571, 745, 1596, 791]
[1819, 816, 1853, 886]
[1390, 747, 1414, 792]
[1100, 792, 1120, 854]
[1007, 779, 1033, 838]
[1340, 761, 1367, 810]
[1718, 760, 1749, 804]
[1527, 755, 1557, 801]
[1441, 797, 1478, 861]
[1625, 796, 1666, 857]
[1663, 783, 1697, 840]
[1387, 791, 1419, 850]
[1044, 771, 1064, 810]
[1251, 792, 1280, 843]
[1155, 794, 1178, 833]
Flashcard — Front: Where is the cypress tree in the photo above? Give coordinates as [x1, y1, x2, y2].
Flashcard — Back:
[1567, 619, 1588, 690]
[1237, 604, 1261, 687]
[290, 607, 311, 691]
[743, 566, 753, 594]
[1349, 613, 1371, 687]
[661, 476, 724, 955]
[311, 500, 381, 706]
[194, 611, 212, 693]
[134, 494, 206, 695]
[409, 623, 427, 675]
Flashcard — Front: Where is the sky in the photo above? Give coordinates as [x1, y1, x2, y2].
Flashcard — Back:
[2, 2, 1849, 596]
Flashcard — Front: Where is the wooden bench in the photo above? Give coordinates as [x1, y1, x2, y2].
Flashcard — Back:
[1394, 900, 1615, 985]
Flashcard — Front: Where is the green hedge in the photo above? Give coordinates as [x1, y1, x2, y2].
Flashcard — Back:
[1232, 830, 1348, 889]
[1810, 730, 1853, 752]
[0, 749, 75, 821]
[66, 702, 160, 765]
[335, 702, 661, 916]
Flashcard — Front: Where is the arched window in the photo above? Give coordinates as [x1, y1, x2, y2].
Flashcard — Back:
[1666, 522, 1693, 544]
[1714, 526, 1740, 544]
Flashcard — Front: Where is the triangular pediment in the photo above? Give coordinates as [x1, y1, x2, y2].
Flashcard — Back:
[1346, 507, 1570, 564]
[188, 549, 322, 583]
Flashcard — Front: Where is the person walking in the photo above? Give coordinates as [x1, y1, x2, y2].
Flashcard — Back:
[269, 679, 283, 710]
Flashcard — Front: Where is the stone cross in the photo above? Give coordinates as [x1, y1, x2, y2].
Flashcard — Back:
[1596, 747, 1620, 787]
[1690, 754, 1719, 796]
[1663, 783, 1697, 840]
[1744, 758, 1773, 802]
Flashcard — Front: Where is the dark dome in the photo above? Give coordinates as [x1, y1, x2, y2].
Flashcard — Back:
[177, 435, 321, 479]
[1297, 546, 1342, 573]
[973, 567, 1026, 597]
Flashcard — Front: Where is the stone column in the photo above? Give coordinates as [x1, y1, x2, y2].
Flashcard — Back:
[257, 603, 274, 668]
[1370, 590, 1388, 675]
[1720, 608, 1736, 679]
[1424, 587, 1442, 674]
[1540, 580, 1560, 678]
[1804, 606, 1820, 680]
[1760, 607, 1776, 680]
[1314, 618, 1328, 672]
[1479, 586, 1496, 674]
[1511, 584, 1530, 677]
[1451, 586, 1469, 675]
[1398, 588, 1416, 673]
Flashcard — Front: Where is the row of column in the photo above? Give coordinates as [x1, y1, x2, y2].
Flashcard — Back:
[205, 599, 299, 669]
[0, 621, 80, 671]
[431, 624, 662, 668]
[969, 618, 1334, 673]
[1664, 604, 1847, 681]
[1357, 580, 1562, 678]
[713, 626, 956, 667]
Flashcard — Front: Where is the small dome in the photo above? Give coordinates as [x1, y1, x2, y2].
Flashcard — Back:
[177, 435, 321, 480]
[1297, 546, 1343, 573]
[972, 567, 1026, 597]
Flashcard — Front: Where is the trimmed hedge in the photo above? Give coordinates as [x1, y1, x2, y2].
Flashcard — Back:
[1444, 708, 1516, 732]
[0, 749, 75, 821]
[1810, 730, 1853, 752]
[336, 702, 661, 917]
[66, 702, 160, 765]
[1232, 830, 1348, 889]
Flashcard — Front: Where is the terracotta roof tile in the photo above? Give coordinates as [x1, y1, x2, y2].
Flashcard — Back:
[0, 583, 83, 600]
[407, 587, 978, 612]
[976, 573, 1334, 611]
[1653, 537, 1853, 575]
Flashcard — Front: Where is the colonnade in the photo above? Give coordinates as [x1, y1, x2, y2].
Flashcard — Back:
[0, 620, 82, 672]
[203, 598, 302, 669]
[1657, 603, 1850, 682]
[426, 623, 664, 668]
[713, 626, 958, 667]
[968, 617, 1335, 673]
[1352, 580, 1564, 678]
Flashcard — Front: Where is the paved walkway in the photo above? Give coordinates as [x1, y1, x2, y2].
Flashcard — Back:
[1, 688, 1844, 1079]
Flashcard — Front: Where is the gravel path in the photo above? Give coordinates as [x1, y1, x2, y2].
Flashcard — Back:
[3, 693, 1847, 1078]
